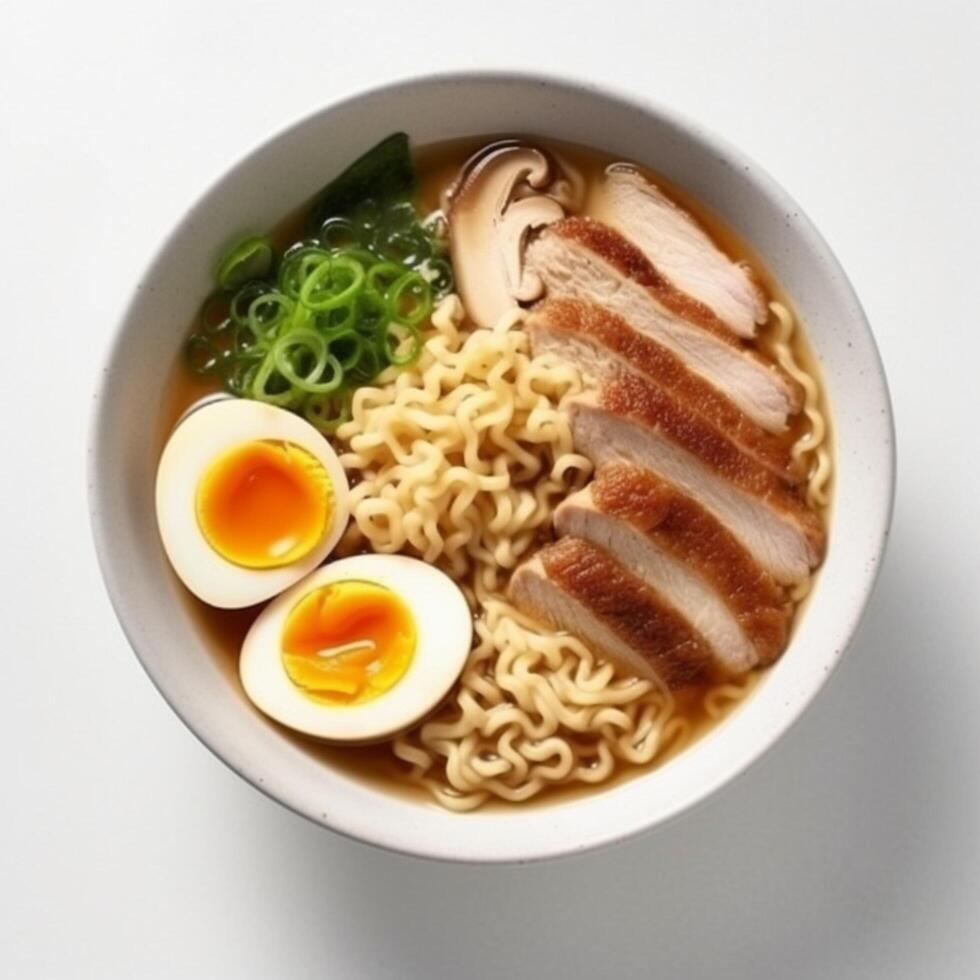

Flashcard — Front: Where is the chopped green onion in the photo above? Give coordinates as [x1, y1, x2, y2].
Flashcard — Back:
[199, 294, 232, 336]
[279, 244, 330, 298]
[378, 227, 431, 266]
[224, 357, 260, 397]
[319, 216, 362, 251]
[325, 328, 364, 370]
[387, 271, 432, 327]
[349, 338, 385, 380]
[365, 261, 406, 297]
[229, 281, 270, 325]
[384, 321, 421, 366]
[185, 335, 221, 376]
[216, 236, 274, 291]
[304, 391, 353, 434]
[315, 301, 357, 335]
[273, 331, 342, 394]
[187, 170, 452, 425]
[354, 290, 387, 334]
[247, 292, 293, 341]
[251, 350, 299, 407]
[299, 255, 365, 312]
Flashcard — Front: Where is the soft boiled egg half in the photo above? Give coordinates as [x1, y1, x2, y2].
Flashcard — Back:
[156, 397, 349, 608]
[240, 555, 473, 741]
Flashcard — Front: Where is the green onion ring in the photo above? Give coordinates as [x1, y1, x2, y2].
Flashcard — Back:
[229, 281, 269, 326]
[365, 261, 406, 298]
[379, 228, 431, 266]
[384, 321, 422, 366]
[299, 255, 365, 311]
[199, 293, 233, 336]
[349, 338, 384, 380]
[272, 330, 343, 394]
[223, 356, 261, 397]
[325, 328, 364, 370]
[319, 216, 362, 251]
[278, 244, 330, 298]
[216, 235, 274, 292]
[232, 319, 269, 358]
[251, 350, 299, 406]
[353, 290, 387, 333]
[246, 291, 293, 341]
[386, 271, 432, 327]
[304, 391, 352, 433]
[341, 247, 379, 270]
[315, 300, 356, 334]
[185, 335, 221, 376]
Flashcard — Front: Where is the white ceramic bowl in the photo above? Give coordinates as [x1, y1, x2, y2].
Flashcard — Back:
[89, 72, 894, 863]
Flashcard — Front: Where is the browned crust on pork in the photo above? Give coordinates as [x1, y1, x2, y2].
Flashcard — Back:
[528, 297, 803, 483]
[550, 217, 803, 411]
[591, 373, 825, 557]
[555, 217, 739, 341]
[591, 463, 792, 664]
[537, 537, 715, 687]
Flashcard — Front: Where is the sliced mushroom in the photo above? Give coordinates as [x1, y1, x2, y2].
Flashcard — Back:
[498, 195, 564, 303]
[446, 141, 571, 328]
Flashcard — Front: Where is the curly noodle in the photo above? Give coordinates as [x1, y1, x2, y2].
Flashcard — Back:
[333, 294, 830, 810]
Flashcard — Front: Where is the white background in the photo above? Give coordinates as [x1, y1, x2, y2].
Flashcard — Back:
[3, 2, 978, 977]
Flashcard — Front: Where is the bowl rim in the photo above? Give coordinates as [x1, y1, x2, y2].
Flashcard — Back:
[88, 68, 896, 864]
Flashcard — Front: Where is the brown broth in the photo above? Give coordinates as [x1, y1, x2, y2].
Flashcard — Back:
[161, 135, 833, 810]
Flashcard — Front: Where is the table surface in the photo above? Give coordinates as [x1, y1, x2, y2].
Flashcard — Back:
[3, 2, 979, 977]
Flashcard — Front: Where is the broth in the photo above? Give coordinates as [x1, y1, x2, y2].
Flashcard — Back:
[161, 135, 832, 809]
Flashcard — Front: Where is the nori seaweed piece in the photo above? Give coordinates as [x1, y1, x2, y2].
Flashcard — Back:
[307, 132, 415, 235]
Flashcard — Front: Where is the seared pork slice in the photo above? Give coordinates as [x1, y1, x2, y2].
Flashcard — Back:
[569, 377, 824, 584]
[527, 296, 802, 484]
[508, 537, 715, 688]
[554, 491, 756, 673]
[593, 166, 768, 337]
[558, 465, 791, 665]
[525, 218, 800, 432]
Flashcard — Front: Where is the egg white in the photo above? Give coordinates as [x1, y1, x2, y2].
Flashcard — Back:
[155, 397, 349, 608]
[239, 555, 473, 742]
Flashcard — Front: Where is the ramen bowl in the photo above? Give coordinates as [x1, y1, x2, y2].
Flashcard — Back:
[89, 72, 894, 863]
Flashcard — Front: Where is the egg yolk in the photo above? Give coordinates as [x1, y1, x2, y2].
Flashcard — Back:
[196, 440, 332, 569]
[280, 581, 416, 706]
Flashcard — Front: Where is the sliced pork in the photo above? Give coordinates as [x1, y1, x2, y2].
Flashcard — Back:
[526, 296, 803, 484]
[554, 497, 753, 673]
[557, 464, 791, 666]
[508, 536, 715, 688]
[525, 218, 800, 432]
[592, 166, 768, 337]
[569, 375, 824, 584]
